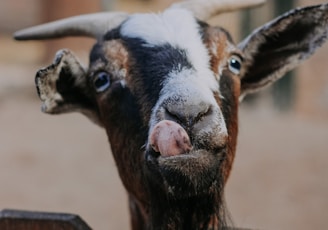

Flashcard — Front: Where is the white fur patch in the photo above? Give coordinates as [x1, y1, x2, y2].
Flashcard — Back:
[121, 8, 218, 91]
[163, 68, 218, 107]
[148, 68, 227, 145]
[121, 9, 226, 140]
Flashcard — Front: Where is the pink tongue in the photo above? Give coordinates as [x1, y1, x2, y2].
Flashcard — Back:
[149, 120, 192, 157]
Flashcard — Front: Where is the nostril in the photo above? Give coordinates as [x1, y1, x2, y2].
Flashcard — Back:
[164, 107, 185, 124]
[194, 105, 212, 123]
[163, 104, 213, 128]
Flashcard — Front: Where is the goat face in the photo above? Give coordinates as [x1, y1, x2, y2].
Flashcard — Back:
[16, 2, 328, 229]
[36, 9, 240, 199]
[118, 10, 239, 198]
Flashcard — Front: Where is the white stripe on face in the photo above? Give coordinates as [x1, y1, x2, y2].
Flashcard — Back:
[148, 68, 228, 147]
[121, 8, 227, 143]
[121, 8, 219, 92]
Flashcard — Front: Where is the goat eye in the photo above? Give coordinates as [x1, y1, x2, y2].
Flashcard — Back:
[93, 72, 111, 92]
[228, 56, 242, 75]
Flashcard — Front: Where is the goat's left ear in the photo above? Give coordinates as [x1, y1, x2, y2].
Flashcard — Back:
[238, 3, 328, 100]
[36, 49, 102, 126]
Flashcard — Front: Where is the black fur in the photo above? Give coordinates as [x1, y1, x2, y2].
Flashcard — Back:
[121, 36, 193, 121]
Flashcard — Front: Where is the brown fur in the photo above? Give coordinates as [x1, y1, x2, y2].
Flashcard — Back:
[203, 26, 242, 182]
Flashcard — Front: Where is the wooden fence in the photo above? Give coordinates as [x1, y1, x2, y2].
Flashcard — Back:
[0, 209, 252, 230]
[0, 209, 91, 230]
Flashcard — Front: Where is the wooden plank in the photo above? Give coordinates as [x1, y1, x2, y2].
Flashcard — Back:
[0, 209, 254, 229]
[0, 209, 92, 230]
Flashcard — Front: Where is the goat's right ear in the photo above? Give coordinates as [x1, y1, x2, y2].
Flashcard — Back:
[36, 49, 102, 126]
[238, 3, 328, 100]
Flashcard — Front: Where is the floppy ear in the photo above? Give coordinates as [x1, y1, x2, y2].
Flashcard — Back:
[35, 49, 102, 126]
[238, 3, 328, 100]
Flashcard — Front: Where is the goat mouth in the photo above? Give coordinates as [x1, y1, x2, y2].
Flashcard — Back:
[145, 119, 226, 196]
[145, 147, 224, 197]
[146, 119, 225, 160]
[145, 144, 225, 165]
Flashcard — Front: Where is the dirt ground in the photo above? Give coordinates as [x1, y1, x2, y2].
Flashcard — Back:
[0, 61, 327, 230]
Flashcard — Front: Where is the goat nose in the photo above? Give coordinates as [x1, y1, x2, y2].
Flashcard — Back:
[164, 101, 211, 128]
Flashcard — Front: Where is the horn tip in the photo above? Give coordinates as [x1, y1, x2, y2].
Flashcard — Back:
[13, 31, 24, 41]
[13, 30, 32, 41]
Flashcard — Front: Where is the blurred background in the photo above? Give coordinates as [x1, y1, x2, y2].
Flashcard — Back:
[0, 0, 327, 229]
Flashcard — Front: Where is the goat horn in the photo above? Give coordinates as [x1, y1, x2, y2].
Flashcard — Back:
[170, 0, 266, 21]
[14, 12, 128, 40]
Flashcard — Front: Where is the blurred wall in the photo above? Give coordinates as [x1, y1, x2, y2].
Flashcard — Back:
[0, 0, 102, 64]
[2, 0, 328, 115]
[0, 0, 42, 32]
[40, 0, 102, 62]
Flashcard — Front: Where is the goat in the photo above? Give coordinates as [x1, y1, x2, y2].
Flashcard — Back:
[14, 0, 328, 229]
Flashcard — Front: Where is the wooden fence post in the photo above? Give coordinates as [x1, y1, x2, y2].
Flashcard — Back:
[0, 209, 92, 230]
